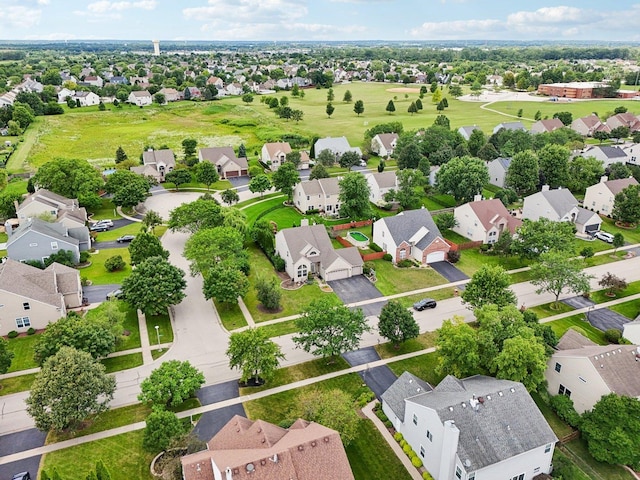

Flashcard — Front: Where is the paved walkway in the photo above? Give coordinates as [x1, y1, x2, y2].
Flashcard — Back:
[237, 298, 256, 327]
[137, 310, 154, 365]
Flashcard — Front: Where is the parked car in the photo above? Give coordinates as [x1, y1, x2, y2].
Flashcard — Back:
[116, 235, 135, 243]
[413, 298, 437, 311]
[106, 289, 124, 300]
[89, 224, 109, 232]
[95, 219, 114, 227]
[13, 473, 31, 480]
[593, 231, 614, 243]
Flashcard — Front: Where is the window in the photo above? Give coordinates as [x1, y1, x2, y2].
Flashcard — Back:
[426, 430, 433, 442]
[297, 264, 308, 278]
[509, 474, 525, 480]
[534, 467, 540, 473]
[23, 302, 30, 310]
[468, 474, 475, 480]
[554, 362, 562, 373]
[306, 195, 310, 201]
[400, 249, 407, 260]
[51, 241, 58, 250]
[455, 466, 462, 479]
[412, 413, 418, 426]
[16, 317, 31, 328]
[558, 384, 571, 398]
[419, 445, 425, 458]
[545, 444, 552, 453]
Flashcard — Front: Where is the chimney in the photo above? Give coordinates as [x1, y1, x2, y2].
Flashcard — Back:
[541, 185, 550, 192]
[473, 194, 482, 202]
[600, 175, 608, 183]
[225, 467, 233, 480]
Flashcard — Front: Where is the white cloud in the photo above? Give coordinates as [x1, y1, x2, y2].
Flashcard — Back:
[183, 0, 307, 25]
[37, 0, 51, 5]
[0, 6, 41, 29]
[506, 6, 593, 27]
[75, 0, 156, 19]
[410, 19, 503, 38]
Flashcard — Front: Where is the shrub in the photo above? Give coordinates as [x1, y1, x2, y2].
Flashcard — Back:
[79, 251, 90, 263]
[580, 246, 594, 259]
[412, 456, 423, 468]
[397, 259, 414, 268]
[448, 250, 460, 263]
[604, 328, 622, 344]
[402, 444, 412, 454]
[423, 472, 434, 480]
[356, 390, 375, 407]
[363, 261, 375, 276]
[400, 439, 407, 448]
[479, 243, 490, 252]
[272, 254, 285, 272]
[376, 408, 389, 422]
[384, 419, 392, 428]
[7, 330, 18, 338]
[369, 242, 383, 252]
[382, 253, 393, 262]
[393, 432, 403, 442]
[305, 208, 319, 214]
[104, 255, 125, 272]
[27, 327, 36, 335]
[549, 394, 582, 428]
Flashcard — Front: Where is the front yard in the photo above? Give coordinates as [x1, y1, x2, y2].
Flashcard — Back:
[370, 258, 448, 296]
[80, 247, 132, 285]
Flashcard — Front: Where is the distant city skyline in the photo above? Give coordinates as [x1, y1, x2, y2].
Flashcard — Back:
[2, 1, 640, 42]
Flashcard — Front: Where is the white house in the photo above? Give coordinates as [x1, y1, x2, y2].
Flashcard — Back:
[372, 209, 450, 264]
[583, 176, 638, 215]
[623, 318, 640, 344]
[370, 133, 399, 158]
[453, 198, 522, 244]
[262, 142, 292, 171]
[82, 75, 103, 88]
[314, 136, 362, 161]
[545, 329, 640, 413]
[382, 373, 557, 480]
[128, 90, 152, 107]
[274, 224, 363, 282]
[486, 157, 511, 189]
[16, 189, 88, 228]
[293, 177, 341, 214]
[73, 91, 100, 107]
[366, 171, 397, 206]
[581, 145, 627, 168]
[57, 87, 75, 103]
[621, 143, 640, 165]
[457, 126, 481, 141]
[522, 186, 602, 235]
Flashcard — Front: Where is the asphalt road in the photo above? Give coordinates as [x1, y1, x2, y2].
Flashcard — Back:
[0, 429, 46, 480]
[83, 284, 121, 304]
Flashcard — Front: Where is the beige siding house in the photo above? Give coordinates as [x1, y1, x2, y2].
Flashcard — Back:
[16, 189, 87, 226]
[583, 176, 638, 215]
[131, 149, 176, 182]
[198, 147, 248, 178]
[293, 177, 341, 214]
[128, 90, 152, 107]
[366, 171, 397, 205]
[370, 133, 399, 158]
[453, 198, 521, 244]
[262, 142, 292, 171]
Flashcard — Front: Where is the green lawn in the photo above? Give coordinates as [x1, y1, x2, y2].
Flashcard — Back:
[590, 279, 640, 304]
[609, 299, 640, 319]
[372, 259, 448, 296]
[215, 299, 248, 330]
[386, 351, 444, 386]
[80, 248, 132, 285]
[257, 319, 299, 338]
[146, 312, 173, 346]
[531, 392, 573, 439]
[88, 198, 123, 221]
[85, 301, 141, 352]
[101, 353, 143, 373]
[5, 333, 39, 372]
[528, 301, 575, 319]
[600, 216, 640, 244]
[92, 223, 168, 243]
[0, 373, 36, 396]
[561, 437, 636, 480]
[455, 249, 530, 276]
[375, 331, 437, 359]
[546, 315, 608, 345]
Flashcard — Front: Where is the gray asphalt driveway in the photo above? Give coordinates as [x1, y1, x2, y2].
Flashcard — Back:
[193, 381, 246, 441]
[587, 309, 630, 332]
[342, 347, 397, 399]
[0, 429, 46, 480]
[328, 276, 385, 316]
[562, 296, 595, 309]
[429, 261, 469, 285]
[342, 346, 380, 366]
[83, 284, 121, 303]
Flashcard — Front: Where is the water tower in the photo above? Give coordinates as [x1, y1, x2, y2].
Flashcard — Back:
[152, 40, 160, 56]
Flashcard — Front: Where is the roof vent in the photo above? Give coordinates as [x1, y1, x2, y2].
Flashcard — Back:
[246, 463, 255, 473]
[461, 402, 466, 408]
[484, 395, 490, 401]
[507, 425, 511, 431]
[260, 459, 266, 466]
[498, 391, 503, 397]
[261, 439, 266, 443]
[417, 388, 421, 392]
[311, 441, 317, 447]
[449, 406, 454, 412]
[464, 459, 471, 468]
[298, 445, 304, 451]
[510, 387, 515, 393]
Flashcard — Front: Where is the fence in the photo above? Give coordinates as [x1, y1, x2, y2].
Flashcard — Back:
[361, 252, 385, 261]
[332, 219, 372, 232]
[445, 239, 483, 252]
[335, 236, 352, 248]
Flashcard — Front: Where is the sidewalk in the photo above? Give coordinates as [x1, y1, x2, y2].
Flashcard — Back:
[137, 309, 153, 365]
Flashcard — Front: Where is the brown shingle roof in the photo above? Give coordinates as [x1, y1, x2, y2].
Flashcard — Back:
[264, 142, 292, 159]
[467, 198, 522, 234]
[604, 177, 639, 196]
[0, 258, 66, 308]
[556, 329, 597, 350]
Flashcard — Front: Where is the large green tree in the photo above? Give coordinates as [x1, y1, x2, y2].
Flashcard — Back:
[221, 188, 240, 205]
[0, 337, 14, 374]
[143, 409, 185, 452]
[226, 328, 285, 384]
[248, 174, 272, 197]
[26, 347, 116, 431]
[530, 251, 592, 309]
[353, 99, 364, 116]
[33, 158, 104, 208]
[121, 256, 187, 316]
[271, 162, 299, 203]
[293, 298, 370, 362]
[164, 169, 192, 191]
[511, 218, 575, 259]
[168, 198, 224, 233]
[378, 300, 419, 348]
[192, 161, 219, 190]
[339, 172, 372, 219]
[141, 210, 163, 233]
[138, 360, 205, 409]
[461, 265, 517, 310]
[612, 184, 640, 224]
[493, 329, 548, 391]
[104, 170, 151, 209]
[538, 144, 570, 188]
[183, 226, 245, 275]
[435, 317, 480, 378]
[505, 150, 539, 196]
[298, 389, 360, 446]
[392, 169, 426, 210]
[436, 156, 489, 204]
[339, 151, 361, 170]
[128, 232, 169, 266]
[567, 156, 605, 193]
[202, 263, 250, 304]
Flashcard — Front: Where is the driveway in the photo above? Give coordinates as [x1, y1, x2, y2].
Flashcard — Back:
[328, 276, 385, 316]
[342, 347, 397, 399]
[429, 261, 469, 285]
[83, 284, 121, 304]
[562, 296, 595, 309]
[0, 429, 46, 480]
[562, 295, 630, 332]
[193, 381, 246, 441]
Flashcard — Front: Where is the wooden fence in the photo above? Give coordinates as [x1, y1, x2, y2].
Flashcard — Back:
[445, 239, 483, 252]
[332, 219, 372, 232]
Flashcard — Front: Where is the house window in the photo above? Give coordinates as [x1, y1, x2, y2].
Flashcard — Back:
[554, 362, 562, 373]
[509, 474, 525, 480]
[306, 195, 310, 201]
[545, 443, 552, 453]
[534, 467, 540, 474]
[51, 241, 58, 250]
[16, 317, 31, 328]
[23, 302, 30, 310]
[327, 205, 332, 211]
[455, 466, 462, 479]
[297, 265, 308, 278]
[426, 430, 433, 442]
[412, 413, 418, 425]
[419, 445, 425, 458]
[468, 474, 475, 480]
[558, 384, 571, 398]
[400, 249, 407, 260]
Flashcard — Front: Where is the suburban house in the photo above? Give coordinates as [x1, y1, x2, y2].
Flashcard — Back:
[82, 75, 103, 88]
[486, 157, 512, 189]
[127, 90, 152, 107]
[108, 76, 128, 85]
[0, 91, 16, 107]
[583, 176, 638, 215]
[0, 258, 82, 336]
[370, 133, 399, 158]
[73, 91, 100, 107]
[181, 415, 354, 480]
[56, 87, 76, 104]
[581, 145, 626, 167]
[492, 121, 526, 134]
[453, 198, 522, 244]
[293, 177, 341, 215]
[623, 318, 640, 344]
[571, 114, 610, 137]
[16, 189, 88, 228]
[366, 171, 397, 206]
[606, 112, 640, 132]
[184, 86, 202, 100]
[382, 373, 557, 480]
[157, 87, 181, 102]
[6, 218, 89, 264]
[198, 147, 249, 178]
[313, 136, 362, 161]
[457, 125, 481, 141]
[621, 143, 640, 165]
[275, 223, 363, 282]
[530, 118, 565, 134]
[372, 208, 450, 264]
[131, 148, 176, 182]
[206, 76, 224, 88]
[545, 329, 640, 413]
[522, 186, 602, 235]
[261, 142, 291, 171]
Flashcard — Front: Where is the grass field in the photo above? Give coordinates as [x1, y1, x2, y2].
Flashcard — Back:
[5, 333, 39, 372]
[371, 259, 448, 296]
[0, 373, 36, 396]
[80, 247, 132, 285]
[546, 315, 608, 345]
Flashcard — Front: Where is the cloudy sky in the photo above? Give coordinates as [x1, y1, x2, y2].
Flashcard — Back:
[3, 0, 640, 42]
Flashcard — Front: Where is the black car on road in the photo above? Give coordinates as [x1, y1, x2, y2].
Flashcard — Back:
[413, 298, 437, 311]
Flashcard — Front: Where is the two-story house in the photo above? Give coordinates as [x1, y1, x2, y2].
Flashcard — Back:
[486, 157, 512, 189]
[262, 142, 292, 171]
[6, 218, 87, 264]
[131, 149, 176, 182]
[370, 133, 399, 158]
[127, 90, 152, 107]
[198, 147, 248, 178]
[583, 176, 638, 215]
[366, 171, 397, 206]
[313, 136, 362, 162]
[293, 177, 341, 215]
[453, 198, 522, 244]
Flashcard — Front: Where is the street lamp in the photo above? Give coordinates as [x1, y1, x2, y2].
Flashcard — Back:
[586, 306, 595, 323]
[154, 325, 161, 352]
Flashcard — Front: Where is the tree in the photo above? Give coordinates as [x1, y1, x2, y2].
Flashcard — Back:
[613, 184, 640, 224]
[226, 328, 285, 384]
[26, 347, 116, 431]
[309, 164, 330, 180]
[153, 92, 166, 105]
[610, 125, 630, 143]
[461, 265, 516, 310]
[184, 226, 245, 275]
[221, 188, 240, 205]
[203, 263, 249, 304]
[593, 130, 610, 143]
[436, 156, 489, 204]
[493, 330, 548, 391]
[396, 139, 423, 170]
[613, 232, 625, 252]
[435, 317, 480, 378]
[286, 151, 302, 169]
[122, 256, 187, 316]
[0, 337, 14, 374]
[432, 89, 443, 104]
[553, 111, 573, 126]
[343, 90, 352, 103]
[416, 98, 423, 110]
[608, 162, 631, 180]
[143, 409, 184, 452]
[581, 394, 640, 467]
[115, 146, 128, 164]
[255, 275, 281, 311]
[448, 84, 463, 97]
[385, 100, 396, 114]
[248, 174, 272, 197]
[339, 172, 372, 219]
[477, 142, 500, 161]
[407, 102, 417, 115]
[293, 298, 370, 362]
[105, 170, 151, 209]
[12, 104, 35, 129]
[104, 255, 125, 272]
[141, 210, 163, 233]
[530, 251, 592, 309]
[241, 93, 254, 104]
[325, 102, 335, 118]
[138, 360, 205, 409]
[353, 99, 364, 116]
[504, 150, 539, 195]
[33, 158, 103, 208]
[182, 138, 197, 159]
[298, 389, 360, 446]
[538, 144, 570, 188]
[271, 162, 299, 203]
[193, 161, 219, 190]
[567, 156, 605, 193]
[95, 460, 112, 480]
[378, 300, 419, 348]
[164, 169, 192, 191]
[534, 110, 542, 121]
[392, 168, 426, 210]
[291, 109, 304, 122]
[238, 144, 247, 158]
[327, 88, 335, 102]
[433, 114, 450, 129]
[598, 272, 628, 297]
[338, 151, 361, 170]
[511, 218, 576, 259]
[128, 232, 169, 265]
[168, 198, 224, 233]
[434, 212, 457, 231]
[436, 100, 445, 111]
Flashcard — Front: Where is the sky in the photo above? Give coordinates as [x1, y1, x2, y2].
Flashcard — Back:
[2, 1, 640, 42]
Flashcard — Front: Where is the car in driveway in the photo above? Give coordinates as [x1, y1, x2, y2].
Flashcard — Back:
[95, 219, 114, 227]
[13, 473, 31, 480]
[116, 235, 135, 243]
[89, 223, 109, 232]
[413, 298, 437, 311]
[593, 231, 614, 243]
[106, 289, 124, 300]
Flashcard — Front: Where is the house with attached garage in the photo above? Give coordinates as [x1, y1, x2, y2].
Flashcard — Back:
[198, 146, 248, 179]
[127, 90, 152, 107]
[73, 91, 100, 107]
[522, 186, 602, 235]
[606, 112, 640, 132]
[366, 171, 397, 206]
[275, 223, 363, 282]
[131, 148, 176, 182]
[583, 176, 638, 215]
[313, 136, 362, 162]
[530, 118, 564, 134]
[6, 218, 88, 264]
[571, 114, 610, 137]
[0, 258, 82, 336]
[545, 329, 640, 413]
[293, 177, 341, 215]
[580, 145, 626, 168]
[370, 133, 399, 158]
[372, 208, 450, 265]
[486, 157, 511, 189]
[382, 373, 557, 480]
[453, 198, 521, 244]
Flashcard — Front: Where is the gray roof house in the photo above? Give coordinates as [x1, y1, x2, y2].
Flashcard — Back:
[132, 148, 176, 181]
[275, 223, 363, 282]
[6, 218, 88, 264]
[457, 125, 481, 141]
[522, 186, 602, 235]
[382, 374, 557, 480]
[16, 189, 88, 228]
[366, 171, 397, 205]
[0, 258, 81, 336]
[372, 208, 450, 264]
[313, 136, 362, 161]
[486, 157, 512, 189]
[581, 145, 627, 167]
[492, 121, 527, 134]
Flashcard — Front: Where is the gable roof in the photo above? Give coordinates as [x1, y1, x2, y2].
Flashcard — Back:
[298, 177, 340, 197]
[44, 262, 81, 295]
[19, 189, 78, 212]
[367, 171, 397, 189]
[181, 415, 354, 480]
[0, 258, 70, 308]
[382, 371, 433, 421]
[374, 133, 399, 150]
[466, 199, 522, 234]
[458, 125, 480, 137]
[406, 375, 557, 472]
[314, 136, 361, 156]
[378, 208, 444, 251]
[602, 177, 639, 195]
[264, 142, 292, 159]
[200, 147, 248, 170]
[533, 118, 564, 132]
[142, 149, 176, 167]
[528, 188, 579, 218]
[8, 218, 79, 248]
[489, 157, 511, 172]
[585, 145, 626, 159]
[495, 121, 526, 131]
[556, 329, 597, 350]
[130, 90, 151, 98]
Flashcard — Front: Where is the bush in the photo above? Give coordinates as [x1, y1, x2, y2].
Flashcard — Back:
[382, 253, 393, 262]
[411, 456, 423, 468]
[355, 390, 375, 407]
[369, 242, 383, 252]
[549, 394, 582, 428]
[272, 254, 285, 272]
[27, 327, 36, 335]
[363, 261, 375, 276]
[580, 246, 594, 259]
[402, 444, 412, 455]
[423, 472, 434, 480]
[7, 330, 18, 338]
[448, 250, 460, 263]
[79, 251, 90, 263]
[376, 408, 389, 422]
[305, 208, 319, 214]
[384, 420, 392, 428]
[394, 432, 403, 442]
[104, 255, 125, 272]
[604, 328, 622, 344]
[397, 259, 414, 268]
[400, 439, 407, 448]
[479, 244, 491, 252]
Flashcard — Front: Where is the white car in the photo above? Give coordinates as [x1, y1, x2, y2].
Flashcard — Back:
[593, 231, 614, 243]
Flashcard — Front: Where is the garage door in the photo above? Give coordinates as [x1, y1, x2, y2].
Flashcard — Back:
[326, 269, 350, 281]
[585, 224, 599, 234]
[426, 251, 445, 263]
